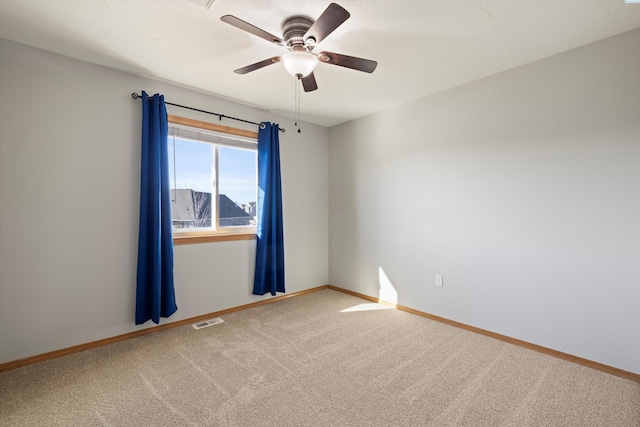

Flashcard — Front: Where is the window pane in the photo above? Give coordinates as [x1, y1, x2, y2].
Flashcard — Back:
[169, 137, 214, 230]
[218, 145, 257, 228]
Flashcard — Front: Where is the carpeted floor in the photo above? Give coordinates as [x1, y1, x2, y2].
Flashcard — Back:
[1, 289, 638, 426]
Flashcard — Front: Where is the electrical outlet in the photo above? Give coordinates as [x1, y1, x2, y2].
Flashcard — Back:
[435, 275, 443, 287]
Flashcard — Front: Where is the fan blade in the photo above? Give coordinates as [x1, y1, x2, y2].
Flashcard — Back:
[220, 15, 284, 45]
[304, 3, 350, 45]
[234, 56, 281, 74]
[301, 73, 318, 92]
[318, 51, 377, 73]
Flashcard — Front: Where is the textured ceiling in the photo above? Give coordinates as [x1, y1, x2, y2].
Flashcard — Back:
[1, 0, 639, 127]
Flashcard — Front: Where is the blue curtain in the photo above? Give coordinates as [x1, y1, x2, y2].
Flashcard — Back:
[135, 91, 177, 324]
[253, 122, 285, 296]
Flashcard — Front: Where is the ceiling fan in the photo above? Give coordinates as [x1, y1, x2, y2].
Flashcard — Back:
[220, 2, 377, 92]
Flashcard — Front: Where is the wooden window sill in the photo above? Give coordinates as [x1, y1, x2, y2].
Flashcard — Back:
[173, 233, 256, 245]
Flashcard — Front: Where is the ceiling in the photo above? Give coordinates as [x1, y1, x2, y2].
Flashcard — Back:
[1, 1, 639, 127]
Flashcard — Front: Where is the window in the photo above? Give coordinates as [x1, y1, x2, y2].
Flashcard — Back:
[167, 116, 258, 243]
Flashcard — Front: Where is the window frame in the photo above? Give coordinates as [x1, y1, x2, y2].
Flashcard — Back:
[167, 115, 258, 245]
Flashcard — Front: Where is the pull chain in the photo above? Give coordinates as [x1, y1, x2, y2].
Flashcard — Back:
[294, 75, 302, 133]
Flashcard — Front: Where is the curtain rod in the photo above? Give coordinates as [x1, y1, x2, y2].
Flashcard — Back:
[131, 93, 285, 133]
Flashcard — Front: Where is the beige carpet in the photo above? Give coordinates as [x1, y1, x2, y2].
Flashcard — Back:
[1, 289, 638, 426]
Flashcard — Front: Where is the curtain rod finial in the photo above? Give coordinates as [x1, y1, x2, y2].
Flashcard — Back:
[131, 92, 140, 99]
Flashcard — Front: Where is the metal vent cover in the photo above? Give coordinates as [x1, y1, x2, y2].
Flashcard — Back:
[192, 317, 225, 330]
[189, 0, 215, 9]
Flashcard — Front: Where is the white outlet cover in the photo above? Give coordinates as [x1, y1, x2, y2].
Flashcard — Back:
[435, 275, 443, 287]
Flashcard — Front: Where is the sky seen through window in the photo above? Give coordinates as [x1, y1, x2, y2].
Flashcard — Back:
[168, 137, 257, 205]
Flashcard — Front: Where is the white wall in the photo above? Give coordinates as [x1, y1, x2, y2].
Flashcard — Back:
[329, 29, 640, 374]
[0, 39, 329, 364]
[2, 27, 638, 374]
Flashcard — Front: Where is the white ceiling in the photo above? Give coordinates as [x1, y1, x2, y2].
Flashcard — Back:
[1, 0, 639, 127]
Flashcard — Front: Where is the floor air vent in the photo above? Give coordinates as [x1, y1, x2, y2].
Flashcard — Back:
[192, 317, 224, 330]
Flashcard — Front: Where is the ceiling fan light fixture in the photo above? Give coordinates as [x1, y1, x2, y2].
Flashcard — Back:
[281, 50, 318, 77]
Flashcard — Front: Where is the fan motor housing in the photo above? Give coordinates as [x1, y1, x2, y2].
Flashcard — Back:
[282, 16, 314, 47]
